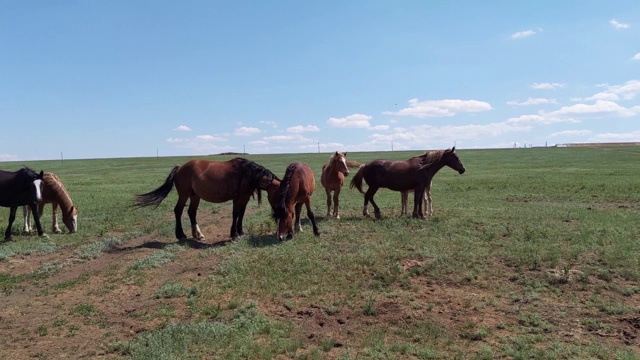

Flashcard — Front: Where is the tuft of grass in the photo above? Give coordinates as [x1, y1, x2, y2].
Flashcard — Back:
[132, 244, 184, 270]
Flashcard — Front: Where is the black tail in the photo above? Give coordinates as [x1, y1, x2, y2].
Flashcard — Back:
[349, 165, 366, 193]
[134, 166, 180, 207]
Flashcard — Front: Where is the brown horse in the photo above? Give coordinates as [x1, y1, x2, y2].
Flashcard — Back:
[135, 158, 279, 240]
[399, 150, 446, 216]
[23, 172, 78, 234]
[320, 151, 349, 219]
[350, 147, 465, 219]
[271, 163, 319, 240]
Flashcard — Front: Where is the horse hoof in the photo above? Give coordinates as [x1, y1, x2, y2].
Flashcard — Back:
[39, 233, 49, 239]
[374, 212, 381, 220]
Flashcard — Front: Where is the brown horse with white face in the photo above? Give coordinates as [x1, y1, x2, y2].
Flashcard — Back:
[135, 158, 279, 240]
[320, 151, 349, 219]
[350, 147, 465, 219]
[271, 163, 319, 241]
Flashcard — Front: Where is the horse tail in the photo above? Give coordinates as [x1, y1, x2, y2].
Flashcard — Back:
[349, 165, 366, 193]
[134, 166, 180, 207]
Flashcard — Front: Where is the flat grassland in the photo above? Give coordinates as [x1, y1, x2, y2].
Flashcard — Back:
[0, 147, 639, 359]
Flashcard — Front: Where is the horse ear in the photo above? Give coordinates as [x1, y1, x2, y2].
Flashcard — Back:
[451, 146, 456, 152]
[39, 170, 44, 178]
[344, 152, 348, 157]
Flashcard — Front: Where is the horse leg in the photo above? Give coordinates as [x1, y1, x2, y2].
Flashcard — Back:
[52, 203, 62, 233]
[325, 188, 332, 217]
[235, 202, 248, 237]
[173, 197, 188, 241]
[306, 199, 320, 236]
[187, 196, 205, 240]
[400, 191, 408, 216]
[412, 186, 425, 219]
[294, 202, 303, 233]
[426, 181, 433, 216]
[364, 186, 381, 219]
[5, 207, 18, 240]
[332, 188, 341, 219]
[29, 203, 45, 237]
[22, 206, 31, 234]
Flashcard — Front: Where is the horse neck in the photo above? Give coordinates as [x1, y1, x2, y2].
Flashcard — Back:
[44, 174, 74, 215]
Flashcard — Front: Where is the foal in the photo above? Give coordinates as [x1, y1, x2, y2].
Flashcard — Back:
[320, 151, 349, 219]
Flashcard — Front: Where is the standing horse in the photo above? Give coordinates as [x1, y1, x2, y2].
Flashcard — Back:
[0, 168, 45, 240]
[412, 149, 466, 218]
[320, 151, 349, 219]
[23, 172, 78, 234]
[399, 150, 446, 216]
[350, 147, 465, 219]
[135, 158, 279, 240]
[271, 163, 320, 240]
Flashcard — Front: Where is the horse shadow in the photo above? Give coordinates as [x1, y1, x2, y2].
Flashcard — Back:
[113, 237, 233, 252]
[246, 234, 280, 248]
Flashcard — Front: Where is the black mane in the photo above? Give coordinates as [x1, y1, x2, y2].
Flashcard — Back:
[272, 163, 297, 221]
[234, 158, 279, 205]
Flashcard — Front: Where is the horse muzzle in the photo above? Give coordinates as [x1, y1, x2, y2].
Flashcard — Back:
[458, 168, 466, 174]
[342, 170, 349, 177]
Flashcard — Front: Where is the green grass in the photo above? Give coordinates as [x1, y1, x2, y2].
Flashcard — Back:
[2, 146, 640, 358]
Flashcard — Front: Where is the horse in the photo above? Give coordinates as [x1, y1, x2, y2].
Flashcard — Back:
[23, 172, 78, 234]
[399, 150, 447, 217]
[320, 151, 349, 219]
[0, 168, 45, 240]
[135, 158, 279, 241]
[350, 147, 465, 219]
[270, 163, 320, 240]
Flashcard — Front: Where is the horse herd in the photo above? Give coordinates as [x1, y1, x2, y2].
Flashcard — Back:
[0, 148, 465, 242]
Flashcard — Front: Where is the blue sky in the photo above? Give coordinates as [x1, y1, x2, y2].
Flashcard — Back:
[1, 1, 639, 161]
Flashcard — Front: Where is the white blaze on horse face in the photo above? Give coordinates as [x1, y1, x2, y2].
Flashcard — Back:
[33, 179, 43, 202]
[340, 157, 349, 175]
[72, 215, 78, 232]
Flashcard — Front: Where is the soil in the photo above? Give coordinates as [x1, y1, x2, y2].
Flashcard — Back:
[1, 210, 638, 359]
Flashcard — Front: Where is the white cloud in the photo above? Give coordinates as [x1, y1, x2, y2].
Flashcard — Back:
[605, 80, 640, 100]
[531, 82, 566, 90]
[383, 98, 492, 118]
[249, 140, 269, 146]
[263, 134, 311, 142]
[509, 100, 637, 125]
[327, 114, 372, 128]
[234, 127, 261, 136]
[287, 125, 320, 133]
[511, 29, 538, 39]
[550, 130, 592, 137]
[260, 120, 277, 128]
[633, 53, 640, 61]
[507, 97, 558, 106]
[583, 92, 620, 102]
[0, 153, 18, 161]
[610, 19, 630, 29]
[196, 135, 226, 141]
[173, 125, 192, 131]
[593, 131, 640, 141]
[370, 125, 390, 131]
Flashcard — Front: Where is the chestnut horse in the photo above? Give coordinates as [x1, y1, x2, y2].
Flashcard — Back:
[0, 168, 45, 241]
[320, 151, 349, 219]
[23, 172, 78, 234]
[271, 163, 319, 240]
[350, 147, 465, 219]
[135, 158, 279, 240]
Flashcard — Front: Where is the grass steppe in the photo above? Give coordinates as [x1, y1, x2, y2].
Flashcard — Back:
[0, 146, 639, 359]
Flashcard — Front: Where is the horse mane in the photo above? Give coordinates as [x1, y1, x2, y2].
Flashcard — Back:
[43, 173, 74, 212]
[235, 158, 279, 206]
[273, 163, 297, 220]
[19, 167, 39, 179]
[419, 150, 446, 167]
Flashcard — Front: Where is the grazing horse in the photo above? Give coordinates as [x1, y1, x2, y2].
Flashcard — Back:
[0, 168, 45, 240]
[135, 158, 279, 240]
[271, 163, 320, 240]
[23, 172, 78, 234]
[320, 151, 349, 219]
[350, 147, 465, 219]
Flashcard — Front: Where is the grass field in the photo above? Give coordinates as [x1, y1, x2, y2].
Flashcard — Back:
[0, 146, 639, 359]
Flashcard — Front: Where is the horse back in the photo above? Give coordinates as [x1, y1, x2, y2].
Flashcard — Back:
[363, 158, 421, 191]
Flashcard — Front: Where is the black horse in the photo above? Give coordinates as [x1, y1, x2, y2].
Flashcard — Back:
[0, 168, 45, 240]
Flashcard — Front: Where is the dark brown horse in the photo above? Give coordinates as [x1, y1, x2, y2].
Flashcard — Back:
[399, 150, 447, 216]
[135, 158, 279, 240]
[0, 168, 45, 240]
[350, 147, 465, 219]
[271, 163, 319, 240]
[320, 151, 349, 219]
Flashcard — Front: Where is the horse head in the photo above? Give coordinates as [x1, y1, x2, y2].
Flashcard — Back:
[272, 205, 293, 241]
[333, 151, 349, 176]
[443, 147, 466, 174]
[63, 205, 78, 233]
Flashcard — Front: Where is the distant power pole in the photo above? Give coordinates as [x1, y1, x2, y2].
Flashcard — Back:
[156, 148, 159, 158]
[61, 151, 64, 164]
[391, 141, 394, 151]
[318, 142, 320, 153]
[243, 145, 246, 155]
